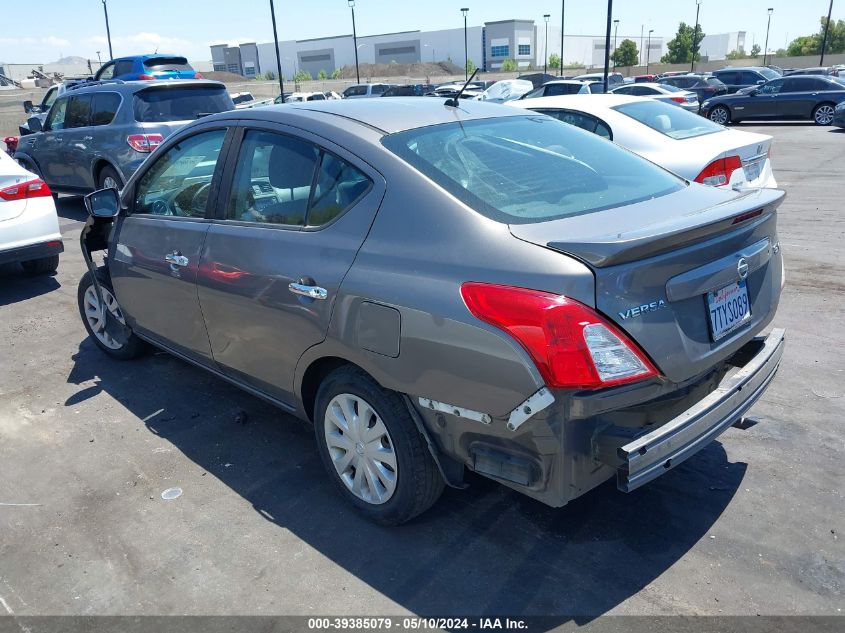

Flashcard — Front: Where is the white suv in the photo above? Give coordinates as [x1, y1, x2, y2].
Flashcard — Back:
[0, 151, 62, 274]
[342, 84, 393, 98]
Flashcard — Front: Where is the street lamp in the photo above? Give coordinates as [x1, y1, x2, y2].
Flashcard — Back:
[543, 14, 550, 74]
[349, 0, 360, 84]
[560, 0, 565, 76]
[461, 8, 469, 80]
[646, 28, 654, 75]
[820, 0, 833, 65]
[612, 19, 619, 70]
[763, 7, 773, 66]
[602, 0, 613, 93]
[96, 51, 102, 65]
[101, 0, 113, 60]
[269, 0, 284, 97]
[691, 0, 701, 73]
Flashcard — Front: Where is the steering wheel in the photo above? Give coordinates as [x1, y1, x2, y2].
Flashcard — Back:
[173, 182, 212, 216]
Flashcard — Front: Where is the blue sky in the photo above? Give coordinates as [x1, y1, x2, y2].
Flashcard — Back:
[0, 0, 836, 63]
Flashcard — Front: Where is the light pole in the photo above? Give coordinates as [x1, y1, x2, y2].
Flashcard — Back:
[640, 25, 644, 67]
[646, 28, 654, 75]
[461, 8, 469, 80]
[612, 19, 619, 70]
[96, 51, 102, 65]
[691, 0, 701, 73]
[763, 7, 773, 66]
[544, 14, 550, 74]
[269, 0, 284, 97]
[101, 0, 113, 60]
[349, 0, 360, 84]
[602, 0, 612, 93]
[560, 0, 565, 76]
[820, 0, 834, 65]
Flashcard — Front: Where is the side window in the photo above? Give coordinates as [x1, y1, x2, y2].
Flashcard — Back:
[114, 60, 135, 77]
[533, 109, 613, 140]
[759, 79, 784, 94]
[741, 72, 764, 85]
[45, 97, 69, 131]
[65, 95, 93, 128]
[716, 72, 737, 85]
[97, 62, 115, 80]
[613, 85, 634, 95]
[226, 130, 319, 226]
[42, 87, 58, 110]
[307, 153, 371, 226]
[344, 86, 367, 97]
[788, 78, 815, 92]
[134, 129, 227, 218]
[91, 93, 121, 126]
[813, 78, 833, 91]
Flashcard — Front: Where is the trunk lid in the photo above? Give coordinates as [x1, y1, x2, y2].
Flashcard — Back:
[509, 185, 785, 383]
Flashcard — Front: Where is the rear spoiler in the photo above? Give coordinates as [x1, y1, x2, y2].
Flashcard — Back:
[545, 188, 785, 268]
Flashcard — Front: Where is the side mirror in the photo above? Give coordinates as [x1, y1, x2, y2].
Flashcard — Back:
[749, 88, 759, 96]
[27, 117, 42, 133]
[23, 100, 33, 113]
[84, 188, 121, 218]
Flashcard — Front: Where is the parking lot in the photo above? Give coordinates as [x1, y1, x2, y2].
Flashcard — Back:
[0, 121, 843, 622]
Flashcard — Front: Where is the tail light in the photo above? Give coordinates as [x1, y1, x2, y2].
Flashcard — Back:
[0, 178, 52, 201]
[670, 96, 686, 103]
[695, 155, 742, 186]
[460, 283, 659, 390]
[194, 72, 203, 79]
[138, 74, 156, 80]
[127, 134, 164, 153]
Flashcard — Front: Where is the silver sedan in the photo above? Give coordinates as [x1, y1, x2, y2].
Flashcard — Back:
[611, 82, 700, 112]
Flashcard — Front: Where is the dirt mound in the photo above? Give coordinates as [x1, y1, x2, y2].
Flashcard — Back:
[203, 70, 247, 83]
[335, 61, 463, 80]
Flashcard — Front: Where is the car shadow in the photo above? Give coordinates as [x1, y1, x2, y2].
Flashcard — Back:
[66, 340, 746, 621]
[0, 263, 60, 306]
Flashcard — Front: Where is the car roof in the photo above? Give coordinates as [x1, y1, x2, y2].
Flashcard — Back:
[62, 79, 224, 95]
[509, 93, 642, 112]
[542, 79, 587, 85]
[614, 82, 668, 89]
[112, 53, 185, 61]
[210, 97, 527, 134]
[715, 67, 767, 72]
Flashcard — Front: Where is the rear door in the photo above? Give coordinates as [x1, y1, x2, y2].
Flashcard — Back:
[109, 126, 233, 364]
[59, 94, 94, 189]
[196, 123, 384, 404]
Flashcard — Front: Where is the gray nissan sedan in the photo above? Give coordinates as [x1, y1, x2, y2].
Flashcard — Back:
[77, 98, 786, 525]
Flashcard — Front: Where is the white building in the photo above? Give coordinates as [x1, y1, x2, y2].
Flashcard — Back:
[698, 32, 747, 61]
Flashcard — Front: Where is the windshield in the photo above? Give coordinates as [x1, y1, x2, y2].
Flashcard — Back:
[133, 86, 233, 122]
[613, 100, 724, 140]
[382, 115, 684, 225]
[144, 57, 192, 71]
[760, 67, 781, 80]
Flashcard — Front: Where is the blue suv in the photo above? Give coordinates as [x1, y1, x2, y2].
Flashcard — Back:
[94, 54, 201, 81]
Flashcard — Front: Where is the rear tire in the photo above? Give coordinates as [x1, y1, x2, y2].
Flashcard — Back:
[314, 365, 445, 525]
[21, 255, 59, 275]
[813, 103, 836, 126]
[709, 105, 731, 125]
[97, 165, 123, 191]
[77, 268, 145, 360]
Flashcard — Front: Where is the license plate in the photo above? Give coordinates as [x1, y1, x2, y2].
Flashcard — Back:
[743, 160, 762, 182]
[707, 281, 751, 341]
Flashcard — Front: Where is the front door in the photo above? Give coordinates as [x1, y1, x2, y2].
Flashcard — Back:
[109, 127, 231, 364]
[744, 78, 784, 119]
[197, 125, 383, 404]
[35, 96, 71, 187]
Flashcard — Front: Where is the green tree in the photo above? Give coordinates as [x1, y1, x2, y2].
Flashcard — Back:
[466, 58, 477, 74]
[317, 69, 328, 80]
[611, 39, 639, 67]
[548, 53, 561, 70]
[750, 43, 761, 58]
[500, 58, 517, 72]
[725, 48, 747, 60]
[786, 17, 845, 57]
[264, 70, 276, 81]
[331, 68, 343, 79]
[293, 69, 312, 82]
[660, 22, 706, 64]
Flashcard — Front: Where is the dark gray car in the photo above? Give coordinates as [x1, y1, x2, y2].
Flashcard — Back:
[76, 99, 786, 525]
[14, 80, 233, 194]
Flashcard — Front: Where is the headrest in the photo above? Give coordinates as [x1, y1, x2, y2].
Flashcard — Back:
[268, 141, 318, 189]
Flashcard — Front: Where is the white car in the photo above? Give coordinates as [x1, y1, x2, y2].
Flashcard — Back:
[509, 94, 777, 189]
[520, 80, 594, 99]
[611, 82, 700, 112]
[477, 79, 534, 103]
[0, 150, 62, 274]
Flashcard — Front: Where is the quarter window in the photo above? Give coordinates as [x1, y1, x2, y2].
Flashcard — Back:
[226, 130, 371, 227]
[97, 62, 115, 80]
[134, 129, 227, 218]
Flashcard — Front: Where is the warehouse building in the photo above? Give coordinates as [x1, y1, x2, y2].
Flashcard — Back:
[210, 18, 670, 78]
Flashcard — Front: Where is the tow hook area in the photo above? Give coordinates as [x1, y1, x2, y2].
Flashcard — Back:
[506, 388, 555, 431]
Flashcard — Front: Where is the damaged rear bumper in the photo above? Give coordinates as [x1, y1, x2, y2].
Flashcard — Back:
[595, 328, 785, 492]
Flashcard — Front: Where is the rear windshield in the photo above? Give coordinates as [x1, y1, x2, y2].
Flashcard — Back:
[613, 100, 724, 140]
[382, 115, 684, 225]
[659, 83, 682, 92]
[144, 57, 192, 71]
[133, 86, 233, 122]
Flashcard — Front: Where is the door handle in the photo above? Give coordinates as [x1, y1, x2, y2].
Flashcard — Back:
[165, 252, 189, 267]
[83, 135, 93, 141]
[288, 282, 327, 300]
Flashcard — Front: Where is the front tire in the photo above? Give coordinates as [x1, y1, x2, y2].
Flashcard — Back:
[708, 105, 731, 125]
[77, 268, 145, 359]
[97, 165, 123, 191]
[314, 366, 444, 525]
[813, 103, 836, 126]
[21, 255, 59, 275]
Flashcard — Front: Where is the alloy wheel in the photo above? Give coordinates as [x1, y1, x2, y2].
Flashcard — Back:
[323, 393, 398, 505]
[83, 285, 125, 350]
[815, 105, 834, 125]
[103, 176, 119, 190]
[709, 107, 729, 125]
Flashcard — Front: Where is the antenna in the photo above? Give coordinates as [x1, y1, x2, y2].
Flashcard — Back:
[445, 67, 479, 107]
